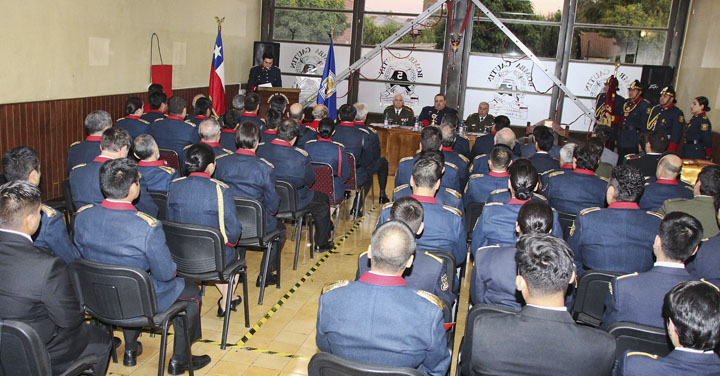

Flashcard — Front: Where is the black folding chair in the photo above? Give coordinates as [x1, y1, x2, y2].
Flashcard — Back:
[234, 197, 283, 305]
[62, 179, 76, 234]
[606, 322, 672, 362]
[0, 319, 99, 376]
[557, 211, 576, 240]
[344, 152, 363, 222]
[465, 202, 484, 241]
[571, 270, 624, 327]
[308, 352, 424, 376]
[148, 191, 168, 221]
[67, 259, 194, 376]
[161, 220, 250, 349]
[457, 304, 519, 376]
[275, 180, 313, 270]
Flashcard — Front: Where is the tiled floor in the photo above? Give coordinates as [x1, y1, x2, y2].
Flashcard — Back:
[106, 178, 472, 375]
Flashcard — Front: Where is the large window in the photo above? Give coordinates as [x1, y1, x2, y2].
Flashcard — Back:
[274, 0, 353, 44]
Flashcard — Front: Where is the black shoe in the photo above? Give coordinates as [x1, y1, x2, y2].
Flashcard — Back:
[379, 196, 390, 204]
[315, 243, 333, 253]
[255, 273, 278, 287]
[123, 342, 143, 367]
[167, 355, 212, 375]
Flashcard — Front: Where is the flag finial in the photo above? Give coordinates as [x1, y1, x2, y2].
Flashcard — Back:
[215, 16, 225, 31]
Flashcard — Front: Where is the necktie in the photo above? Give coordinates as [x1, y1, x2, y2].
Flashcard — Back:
[396, 109, 400, 116]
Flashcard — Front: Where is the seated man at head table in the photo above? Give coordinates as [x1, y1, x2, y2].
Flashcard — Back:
[465, 233, 615, 375]
[317, 220, 451, 376]
[464, 101, 494, 134]
[418, 93, 457, 127]
[382, 94, 415, 126]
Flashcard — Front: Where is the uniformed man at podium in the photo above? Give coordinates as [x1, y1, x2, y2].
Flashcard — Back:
[248, 52, 282, 91]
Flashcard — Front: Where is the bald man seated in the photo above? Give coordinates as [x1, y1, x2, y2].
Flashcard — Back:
[638, 154, 693, 211]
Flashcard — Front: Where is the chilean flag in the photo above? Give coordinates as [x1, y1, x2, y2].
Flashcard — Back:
[209, 28, 226, 116]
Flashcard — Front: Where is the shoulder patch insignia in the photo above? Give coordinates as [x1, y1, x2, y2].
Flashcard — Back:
[135, 211, 158, 227]
[579, 207, 601, 216]
[359, 251, 368, 258]
[490, 188, 508, 195]
[548, 171, 564, 178]
[679, 115, 685, 123]
[41, 204, 57, 218]
[533, 193, 547, 201]
[183, 144, 192, 150]
[394, 184, 409, 193]
[473, 154, 487, 160]
[444, 188, 461, 199]
[258, 142, 265, 146]
[416, 290, 444, 310]
[599, 176, 610, 182]
[424, 251, 443, 263]
[459, 154, 469, 163]
[71, 163, 87, 170]
[222, 148, 233, 154]
[399, 156, 414, 163]
[305, 139, 317, 144]
[382, 202, 394, 210]
[358, 128, 370, 134]
[116, 117, 125, 122]
[154, 118, 164, 122]
[76, 204, 94, 213]
[139, 119, 150, 124]
[69, 141, 81, 147]
[184, 120, 197, 127]
[484, 202, 503, 207]
[215, 153, 230, 160]
[445, 162, 458, 170]
[260, 158, 274, 168]
[626, 352, 658, 359]
[333, 141, 345, 148]
[322, 280, 350, 294]
[158, 166, 176, 174]
[701, 123, 710, 131]
[617, 272, 639, 280]
[368, 127, 378, 134]
[211, 178, 229, 189]
[477, 245, 501, 252]
[646, 211, 663, 219]
[294, 147, 309, 157]
[171, 177, 187, 183]
[683, 185, 693, 191]
[442, 205, 462, 217]
[469, 174, 484, 179]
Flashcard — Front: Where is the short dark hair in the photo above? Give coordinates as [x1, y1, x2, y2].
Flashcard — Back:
[148, 91, 167, 110]
[609, 165, 644, 202]
[100, 127, 132, 153]
[509, 158, 538, 201]
[663, 280, 720, 351]
[534, 126, 554, 152]
[236, 121, 260, 149]
[84, 110, 112, 133]
[440, 121, 457, 148]
[133, 134, 157, 161]
[698, 165, 720, 197]
[148, 83, 163, 95]
[276, 119, 300, 142]
[262, 52, 274, 61]
[493, 115, 510, 131]
[515, 233, 575, 296]
[420, 126, 442, 151]
[518, 200, 554, 235]
[658, 212, 703, 262]
[99, 158, 139, 199]
[594, 124, 612, 144]
[370, 220, 417, 273]
[318, 118, 336, 139]
[573, 142, 600, 171]
[167, 96, 187, 116]
[647, 130, 669, 153]
[184, 143, 215, 174]
[2, 147, 39, 182]
[440, 112, 458, 127]
[587, 137, 605, 160]
[490, 145, 512, 170]
[338, 104, 357, 122]
[0, 180, 42, 230]
[125, 96, 143, 116]
[224, 109, 243, 129]
[244, 92, 260, 112]
[411, 156, 442, 188]
[390, 196, 424, 234]
[419, 150, 445, 167]
[269, 95, 288, 114]
[193, 97, 212, 116]
[265, 109, 283, 130]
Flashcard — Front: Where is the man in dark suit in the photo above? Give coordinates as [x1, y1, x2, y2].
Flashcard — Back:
[520, 125, 561, 160]
[639, 154, 693, 211]
[569, 165, 663, 276]
[624, 130, 667, 177]
[219, 109, 241, 150]
[195, 118, 233, 157]
[333, 104, 373, 215]
[395, 126, 462, 192]
[463, 145, 511, 205]
[0, 180, 112, 375]
[418, 93, 457, 127]
[602, 212, 701, 329]
[247, 52, 282, 91]
[3, 146, 80, 264]
[469, 127, 518, 175]
[618, 280, 720, 375]
[528, 125, 560, 174]
[659, 164, 720, 238]
[439, 113, 469, 189]
[73, 158, 210, 373]
[240, 92, 266, 130]
[290, 103, 317, 148]
[188, 97, 212, 127]
[149, 96, 200, 172]
[67, 110, 112, 172]
[466, 233, 615, 375]
[317, 220, 451, 376]
[544, 142, 608, 215]
[134, 134, 179, 193]
[140, 91, 167, 123]
[470, 114, 513, 159]
[464, 101, 494, 133]
[354, 103, 390, 203]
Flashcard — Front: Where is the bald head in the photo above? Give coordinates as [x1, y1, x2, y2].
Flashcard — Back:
[657, 154, 683, 180]
[369, 221, 417, 274]
[289, 103, 304, 122]
[495, 127, 516, 149]
[312, 104, 328, 120]
[199, 118, 221, 142]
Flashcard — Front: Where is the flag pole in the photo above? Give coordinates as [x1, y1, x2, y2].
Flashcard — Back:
[215, 16, 225, 31]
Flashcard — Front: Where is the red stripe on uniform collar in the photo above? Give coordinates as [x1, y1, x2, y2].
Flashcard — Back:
[86, 135, 102, 141]
[561, 164, 573, 169]
[271, 139, 292, 147]
[338, 122, 355, 127]
[101, 199, 136, 211]
[608, 202, 640, 209]
[318, 137, 332, 142]
[148, 109, 163, 114]
[310, 119, 321, 130]
[656, 178, 678, 185]
[508, 198, 530, 205]
[441, 146, 453, 151]
[410, 194, 437, 204]
[235, 149, 256, 156]
[125, 115, 140, 119]
[354, 121, 365, 126]
[264, 129, 277, 134]
[573, 168, 595, 175]
[201, 141, 221, 147]
[93, 155, 113, 162]
[222, 129, 236, 133]
[195, 115, 208, 120]
[242, 112, 258, 117]
[358, 271, 407, 286]
[489, 171, 509, 177]
[167, 115, 184, 121]
[137, 160, 166, 167]
[663, 103, 675, 110]
[189, 172, 211, 178]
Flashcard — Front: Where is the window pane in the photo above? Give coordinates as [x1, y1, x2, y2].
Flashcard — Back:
[575, 0, 672, 28]
[274, 9, 353, 44]
[365, 0, 427, 13]
[471, 22, 559, 58]
[275, 0, 354, 11]
[476, 0, 563, 21]
[363, 14, 445, 49]
[571, 27, 667, 65]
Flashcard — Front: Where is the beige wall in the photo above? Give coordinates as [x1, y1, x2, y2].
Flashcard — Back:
[676, 0, 720, 130]
[0, 0, 261, 104]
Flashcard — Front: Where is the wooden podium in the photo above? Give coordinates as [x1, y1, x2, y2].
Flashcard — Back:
[257, 87, 300, 116]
